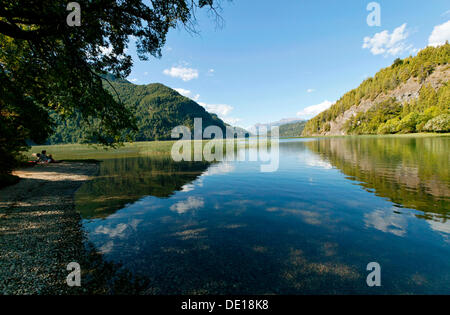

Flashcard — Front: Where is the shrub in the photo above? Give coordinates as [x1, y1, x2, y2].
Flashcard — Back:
[423, 114, 450, 133]
[378, 117, 400, 134]
[396, 112, 419, 133]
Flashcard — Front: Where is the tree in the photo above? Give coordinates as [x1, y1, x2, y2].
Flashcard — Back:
[302, 43, 450, 136]
[0, 69, 53, 176]
[0, 0, 223, 176]
[392, 58, 403, 68]
[423, 114, 450, 133]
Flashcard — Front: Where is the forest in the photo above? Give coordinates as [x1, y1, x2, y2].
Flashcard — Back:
[47, 77, 231, 144]
[303, 43, 450, 135]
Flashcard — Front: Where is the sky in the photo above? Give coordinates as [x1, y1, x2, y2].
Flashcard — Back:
[124, 0, 450, 129]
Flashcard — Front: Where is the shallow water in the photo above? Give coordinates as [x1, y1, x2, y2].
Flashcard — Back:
[76, 136, 450, 294]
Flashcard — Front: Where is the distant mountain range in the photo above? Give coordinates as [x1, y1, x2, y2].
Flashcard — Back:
[48, 44, 449, 145]
[248, 118, 305, 135]
[277, 121, 307, 137]
[47, 76, 250, 144]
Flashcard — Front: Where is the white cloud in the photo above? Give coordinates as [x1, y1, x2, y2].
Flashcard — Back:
[203, 163, 236, 176]
[97, 45, 128, 58]
[307, 89, 315, 93]
[364, 209, 407, 237]
[174, 88, 200, 101]
[363, 24, 415, 56]
[207, 69, 215, 76]
[442, 10, 450, 17]
[95, 223, 128, 238]
[223, 117, 242, 125]
[174, 88, 190, 95]
[170, 197, 204, 214]
[129, 219, 142, 231]
[174, 89, 241, 126]
[129, 78, 138, 82]
[181, 184, 196, 192]
[199, 102, 234, 117]
[163, 66, 199, 81]
[297, 100, 334, 119]
[98, 45, 113, 56]
[428, 220, 450, 234]
[180, 163, 236, 193]
[428, 20, 450, 47]
[298, 210, 323, 226]
[298, 152, 333, 169]
[99, 241, 114, 254]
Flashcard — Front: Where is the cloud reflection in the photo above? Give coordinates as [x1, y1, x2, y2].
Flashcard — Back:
[170, 196, 205, 214]
[298, 152, 333, 170]
[364, 209, 407, 237]
[180, 163, 236, 193]
[95, 223, 128, 238]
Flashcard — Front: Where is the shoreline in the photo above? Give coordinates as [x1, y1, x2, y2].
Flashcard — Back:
[0, 161, 150, 294]
[23, 133, 450, 161]
[0, 162, 98, 294]
[296, 132, 450, 139]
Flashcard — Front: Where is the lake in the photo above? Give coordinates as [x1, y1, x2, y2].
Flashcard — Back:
[75, 136, 450, 294]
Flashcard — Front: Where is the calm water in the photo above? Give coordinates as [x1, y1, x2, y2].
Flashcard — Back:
[76, 136, 450, 294]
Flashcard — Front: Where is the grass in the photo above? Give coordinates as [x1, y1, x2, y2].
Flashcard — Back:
[27, 134, 449, 161]
[28, 141, 177, 160]
[27, 139, 273, 161]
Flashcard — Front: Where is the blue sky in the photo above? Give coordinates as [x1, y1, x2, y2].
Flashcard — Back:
[125, 0, 450, 129]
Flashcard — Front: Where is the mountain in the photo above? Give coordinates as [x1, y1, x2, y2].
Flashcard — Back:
[302, 44, 450, 136]
[48, 78, 250, 144]
[248, 118, 304, 135]
[231, 126, 253, 137]
[278, 121, 307, 137]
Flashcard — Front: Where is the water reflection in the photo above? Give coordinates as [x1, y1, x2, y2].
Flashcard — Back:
[170, 196, 205, 214]
[364, 209, 408, 237]
[76, 137, 450, 294]
[76, 157, 211, 219]
[305, 136, 450, 218]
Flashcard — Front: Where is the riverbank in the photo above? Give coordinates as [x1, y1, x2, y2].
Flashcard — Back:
[0, 162, 99, 294]
[0, 162, 153, 294]
[300, 132, 450, 139]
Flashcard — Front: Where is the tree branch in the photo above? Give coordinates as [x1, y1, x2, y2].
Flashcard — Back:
[0, 20, 56, 40]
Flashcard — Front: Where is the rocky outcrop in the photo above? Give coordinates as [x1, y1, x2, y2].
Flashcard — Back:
[323, 65, 449, 136]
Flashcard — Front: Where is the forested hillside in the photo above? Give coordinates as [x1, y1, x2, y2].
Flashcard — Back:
[303, 44, 450, 136]
[278, 121, 307, 137]
[47, 78, 247, 144]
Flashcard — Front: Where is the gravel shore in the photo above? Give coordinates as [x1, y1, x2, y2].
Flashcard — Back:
[0, 162, 98, 294]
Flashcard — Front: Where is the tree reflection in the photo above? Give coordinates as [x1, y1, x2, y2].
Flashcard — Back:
[76, 157, 211, 219]
[306, 136, 449, 219]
